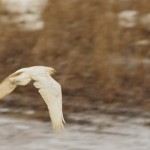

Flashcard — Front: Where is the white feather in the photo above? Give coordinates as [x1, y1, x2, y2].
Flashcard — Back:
[33, 76, 65, 130]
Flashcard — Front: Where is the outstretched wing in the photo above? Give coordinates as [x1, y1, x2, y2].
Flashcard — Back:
[0, 71, 31, 100]
[0, 77, 17, 99]
[33, 77, 65, 130]
[9, 72, 32, 86]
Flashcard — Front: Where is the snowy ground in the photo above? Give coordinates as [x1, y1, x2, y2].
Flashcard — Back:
[0, 113, 149, 150]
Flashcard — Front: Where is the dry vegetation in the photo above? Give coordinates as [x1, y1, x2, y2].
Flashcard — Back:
[0, 0, 150, 115]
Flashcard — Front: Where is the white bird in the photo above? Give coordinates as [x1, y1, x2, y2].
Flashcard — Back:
[0, 66, 65, 130]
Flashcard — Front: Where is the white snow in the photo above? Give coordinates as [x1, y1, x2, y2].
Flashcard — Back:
[118, 10, 138, 28]
[0, 0, 48, 31]
[0, 114, 150, 150]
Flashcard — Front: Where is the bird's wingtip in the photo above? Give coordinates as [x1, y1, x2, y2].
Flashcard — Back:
[52, 120, 65, 131]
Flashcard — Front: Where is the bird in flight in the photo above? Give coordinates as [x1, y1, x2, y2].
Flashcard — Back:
[0, 66, 65, 130]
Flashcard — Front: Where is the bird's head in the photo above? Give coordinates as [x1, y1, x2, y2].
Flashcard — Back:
[49, 67, 56, 75]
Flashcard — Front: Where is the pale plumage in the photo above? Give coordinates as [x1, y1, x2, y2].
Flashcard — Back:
[0, 66, 65, 130]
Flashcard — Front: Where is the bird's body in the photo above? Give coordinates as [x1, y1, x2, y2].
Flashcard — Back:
[0, 66, 65, 130]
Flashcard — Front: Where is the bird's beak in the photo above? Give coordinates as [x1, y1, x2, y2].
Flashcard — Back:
[51, 69, 56, 75]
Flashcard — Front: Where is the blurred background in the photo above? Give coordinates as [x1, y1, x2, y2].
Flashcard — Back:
[0, 0, 150, 150]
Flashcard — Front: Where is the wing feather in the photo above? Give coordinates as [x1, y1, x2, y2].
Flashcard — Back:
[33, 77, 65, 130]
[0, 77, 17, 99]
[0, 71, 31, 100]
